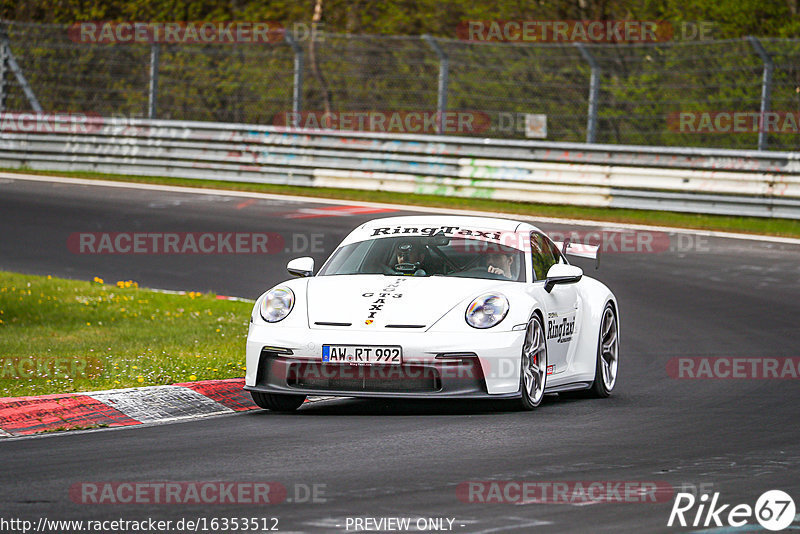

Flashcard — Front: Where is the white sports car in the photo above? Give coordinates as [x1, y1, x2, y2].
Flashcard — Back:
[245, 215, 619, 411]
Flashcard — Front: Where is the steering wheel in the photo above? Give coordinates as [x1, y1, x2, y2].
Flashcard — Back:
[393, 262, 421, 274]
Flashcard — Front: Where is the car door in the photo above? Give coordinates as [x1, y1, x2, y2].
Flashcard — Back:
[530, 232, 580, 377]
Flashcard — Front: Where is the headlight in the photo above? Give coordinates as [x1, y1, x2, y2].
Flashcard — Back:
[260, 287, 295, 323]
[465, 293, 509, 329]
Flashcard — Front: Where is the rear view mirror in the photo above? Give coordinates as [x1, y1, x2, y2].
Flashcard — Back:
[427, 232, 450, 247]
[287, 257, 314, 277]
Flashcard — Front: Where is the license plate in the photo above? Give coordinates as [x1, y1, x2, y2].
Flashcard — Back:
[322, 345, 402, 365]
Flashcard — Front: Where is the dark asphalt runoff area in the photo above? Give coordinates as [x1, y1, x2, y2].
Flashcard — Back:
[1, 175, 799, 533]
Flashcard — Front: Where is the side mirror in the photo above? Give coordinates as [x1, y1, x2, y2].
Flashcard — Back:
[287, 257, 314, 277]
[544, 264, 582, 293]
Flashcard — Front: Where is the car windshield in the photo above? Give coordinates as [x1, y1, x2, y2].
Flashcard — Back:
[317, 235, 525, 282]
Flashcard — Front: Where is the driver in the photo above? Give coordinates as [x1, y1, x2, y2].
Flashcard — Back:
[386, 242, 427, 276]
[486, 251, 514, 279]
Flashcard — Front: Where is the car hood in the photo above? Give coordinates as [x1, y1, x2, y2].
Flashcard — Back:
[306, 274, 509, 330]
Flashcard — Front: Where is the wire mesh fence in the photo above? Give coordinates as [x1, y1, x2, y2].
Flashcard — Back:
[1, 20, 799, 151]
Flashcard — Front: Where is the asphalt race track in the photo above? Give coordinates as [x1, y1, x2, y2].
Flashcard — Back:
[1, 175, 799, 533]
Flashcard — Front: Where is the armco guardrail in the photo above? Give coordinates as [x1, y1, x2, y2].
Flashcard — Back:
[1, 115, 799, 218]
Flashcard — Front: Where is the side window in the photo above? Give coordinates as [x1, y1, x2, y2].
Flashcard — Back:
[529, 232, 560, 281]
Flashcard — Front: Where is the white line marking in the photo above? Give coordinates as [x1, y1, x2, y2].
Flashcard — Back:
[0, 387, 334, 441]
[0, 410, 244, 441]
[89, 385, 232, 423]
[513, 497, 601, 506]
[4, 172, 799, 245]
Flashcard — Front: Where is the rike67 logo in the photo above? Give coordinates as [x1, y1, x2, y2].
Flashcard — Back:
[668, 490, 796, 531]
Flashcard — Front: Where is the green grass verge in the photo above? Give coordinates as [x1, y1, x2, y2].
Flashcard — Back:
[0, 271, 252, 398]
[4, 168, 800, 238]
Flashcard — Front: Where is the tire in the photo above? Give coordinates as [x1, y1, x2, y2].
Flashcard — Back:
[589, 302, 619, 398]
[250, 391, 306, 412]
[517, 314, 548, 410]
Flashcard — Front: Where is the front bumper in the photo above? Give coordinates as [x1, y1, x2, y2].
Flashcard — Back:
[245, 324, 526, 397]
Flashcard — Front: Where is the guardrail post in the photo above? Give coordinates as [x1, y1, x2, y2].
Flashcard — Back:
[284, 31, 304, 127]
[422, 35, 449, 134]
[148, 43, 160, 119]
[575, 43, 600, 144]
[747, 36, 773, 151]
[0, 38, 8, 112]
[0, 25, 42, 113]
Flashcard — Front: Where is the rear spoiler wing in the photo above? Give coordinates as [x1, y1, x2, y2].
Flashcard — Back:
[552, 239, 600, 268]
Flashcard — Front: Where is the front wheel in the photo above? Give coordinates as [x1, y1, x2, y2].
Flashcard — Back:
[250, 391, 306, 412]
[517, 314, 547, 410]
[589, 303, 619, 398]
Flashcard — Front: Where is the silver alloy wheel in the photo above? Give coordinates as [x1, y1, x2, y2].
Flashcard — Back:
[522, 317, 547, 405]
[599, 306, 619, 391]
